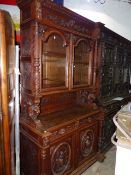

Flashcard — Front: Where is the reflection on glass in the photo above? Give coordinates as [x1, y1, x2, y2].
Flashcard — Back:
[42, 34, 66, 88]
[73, 40, 90, 86]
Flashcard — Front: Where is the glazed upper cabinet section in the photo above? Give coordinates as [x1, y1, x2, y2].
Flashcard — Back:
[40, 29, 94, 91]
[73, 39, 91, 87]
[41, 32, 67, 90]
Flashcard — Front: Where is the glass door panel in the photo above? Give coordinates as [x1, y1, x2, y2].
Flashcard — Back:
[73, 40, 90, 86]
[41, 34, 66, 89]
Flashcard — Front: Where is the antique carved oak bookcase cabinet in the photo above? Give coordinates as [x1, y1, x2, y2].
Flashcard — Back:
[96, 25, 131, 152]
[17, 0, 104, 174]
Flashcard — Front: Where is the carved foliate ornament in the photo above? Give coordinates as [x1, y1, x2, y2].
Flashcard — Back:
[79, 90, 98, 109]
[21, 95, 41, 127]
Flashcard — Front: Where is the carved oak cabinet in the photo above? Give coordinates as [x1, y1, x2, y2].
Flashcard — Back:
[96, 25, 131, 152]
[17, 0, 103, 174]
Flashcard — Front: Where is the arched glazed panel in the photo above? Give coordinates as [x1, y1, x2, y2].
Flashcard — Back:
[41, 32, 67, 89]
[73, 39, 91, 87]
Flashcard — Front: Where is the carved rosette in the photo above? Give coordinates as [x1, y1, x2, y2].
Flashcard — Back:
[50, 142, 71, 175]
[80, 130, 94, 157]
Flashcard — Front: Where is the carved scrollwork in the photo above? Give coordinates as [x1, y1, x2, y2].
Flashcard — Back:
[42, 5, 90, 36]
[80, 129, 94, 157]
[50, 123, 76, 141]
[50, 142, 71, 175]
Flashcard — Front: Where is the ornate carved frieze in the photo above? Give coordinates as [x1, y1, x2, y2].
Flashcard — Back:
[41, 2, 91, 36]
[50, 123, 76, 141]
[50, 142, 71, 175]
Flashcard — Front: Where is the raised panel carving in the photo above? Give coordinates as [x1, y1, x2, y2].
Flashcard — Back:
[78, 123, 98, 163]
[50, 142, 71, 175]
[80, 130, 94, 157]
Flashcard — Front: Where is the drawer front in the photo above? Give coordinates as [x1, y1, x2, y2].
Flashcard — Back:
[77, 122, 98, 165]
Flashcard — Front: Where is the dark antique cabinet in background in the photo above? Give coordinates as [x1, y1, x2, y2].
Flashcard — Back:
[17, 0, 104, 174]
[95, 25, 131, 152]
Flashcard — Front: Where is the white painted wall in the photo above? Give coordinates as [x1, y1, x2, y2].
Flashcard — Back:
[64, 0, 131, 41]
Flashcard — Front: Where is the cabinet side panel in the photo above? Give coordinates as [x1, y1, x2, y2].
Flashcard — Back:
[20, 133, 40, 175]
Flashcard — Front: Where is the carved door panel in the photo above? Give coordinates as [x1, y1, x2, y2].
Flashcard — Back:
[49, 135, 75, 175]
[77, 122, 98, 165]
[100, 111, 116, 152]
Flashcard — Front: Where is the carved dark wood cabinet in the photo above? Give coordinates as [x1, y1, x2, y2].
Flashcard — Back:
[96, 25, 131, 152]
[17, 0, 104, 174]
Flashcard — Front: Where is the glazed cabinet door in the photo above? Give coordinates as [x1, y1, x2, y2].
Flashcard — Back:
[73, 38, 93, 88]
[48, 134, 75, 175]
[77, 121, 98, 165]
[40, 30, 69, 91]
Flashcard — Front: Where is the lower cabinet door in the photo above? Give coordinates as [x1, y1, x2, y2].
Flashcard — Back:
[100, 112, 116, 152]
[77, 122, 98, 165]
[49, 134, 75, 175]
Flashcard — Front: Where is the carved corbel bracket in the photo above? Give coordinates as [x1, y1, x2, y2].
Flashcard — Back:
[21, 94, 42, 129]
[79, 90, 99, 110]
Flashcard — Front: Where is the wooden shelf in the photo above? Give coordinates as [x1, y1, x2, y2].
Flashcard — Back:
[43, 51, 66, 58]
